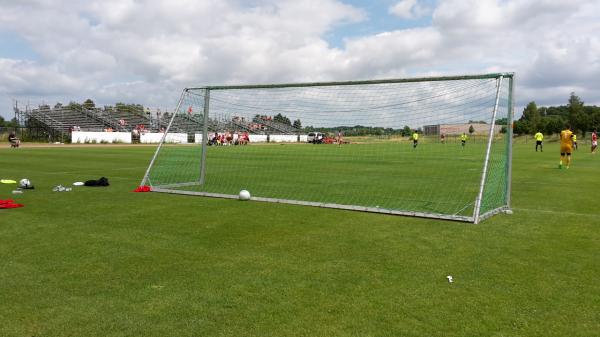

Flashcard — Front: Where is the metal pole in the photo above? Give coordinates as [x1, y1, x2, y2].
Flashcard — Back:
[199, 89, 210, 186]
[140, 90, 186, 187]
[473, 75, 504, 224]
[505, 75, 515, 210]
[187, 72, 515, 91]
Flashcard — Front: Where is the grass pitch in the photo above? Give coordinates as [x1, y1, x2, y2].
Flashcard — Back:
[149, 138, 506, 218]
[0, 141, 598, 337]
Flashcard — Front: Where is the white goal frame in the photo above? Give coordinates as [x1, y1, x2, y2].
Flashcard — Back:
[141, 73, 515, 223]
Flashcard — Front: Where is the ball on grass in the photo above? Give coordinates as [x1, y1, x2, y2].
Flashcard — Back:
[239, 189, 251, 201]
[19, 178, 31, 188]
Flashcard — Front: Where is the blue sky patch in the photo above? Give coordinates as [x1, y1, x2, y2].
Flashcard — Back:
[0, 31, 39, 61]
[325, 0, 434, 48]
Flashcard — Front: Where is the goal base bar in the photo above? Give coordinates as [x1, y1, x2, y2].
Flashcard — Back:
[476, 206, 511, 224]
[151, 187, 475, 223]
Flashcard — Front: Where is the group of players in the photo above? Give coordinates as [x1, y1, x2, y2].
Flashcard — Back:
[410, 131, 469, 149]
[534, 126, 597, 169]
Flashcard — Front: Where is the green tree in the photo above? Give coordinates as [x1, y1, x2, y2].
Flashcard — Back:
[544, 116, 565, 135]
[401, 125, 412, 137]
[468, 125, 475, 134]
[83, 98, 96, 110]
[292, 119, 302, 129]
[513, 120, 530, 135]
[7, 117, 19, 128]
[567, 92, 584, 133]
[68, 101, 82, 111]
[273, 113, 291, 126]
[521, 101, 541, 133]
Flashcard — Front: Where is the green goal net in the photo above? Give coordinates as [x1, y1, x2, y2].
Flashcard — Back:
[141, 73, 514, 223]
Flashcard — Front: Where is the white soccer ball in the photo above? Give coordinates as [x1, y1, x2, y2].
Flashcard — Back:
[239, 189, 251, 201]
[19, 178, 31, 188]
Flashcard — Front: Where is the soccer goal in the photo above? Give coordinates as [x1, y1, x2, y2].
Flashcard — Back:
[141, 73, 514, 223]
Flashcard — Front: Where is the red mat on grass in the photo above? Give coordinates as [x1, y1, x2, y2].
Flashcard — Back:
[0, 199, 24, 208]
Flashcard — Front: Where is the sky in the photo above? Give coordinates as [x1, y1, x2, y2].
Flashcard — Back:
[1, 0, 599, 120]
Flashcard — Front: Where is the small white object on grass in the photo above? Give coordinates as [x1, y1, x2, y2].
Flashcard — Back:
[52, 185, 71, 192]
[505, 209, 514, 215]
[239, 189, 251, 201]
[73, 182, 85, 186]
[446, 275, 453, 283]
[19, 178, 31, 188]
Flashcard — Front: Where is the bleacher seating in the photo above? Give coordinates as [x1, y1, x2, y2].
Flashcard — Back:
[100, 107, 153, 131]
[30, 105, 109, 133]
[252, 117, 300, 134]
[23, 103, 302, 138]
[159, 113, 203, 133]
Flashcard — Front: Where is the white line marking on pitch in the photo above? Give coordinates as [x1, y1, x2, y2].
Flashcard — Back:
[38, 167, 144, 175]
[513, 208, 599, 217]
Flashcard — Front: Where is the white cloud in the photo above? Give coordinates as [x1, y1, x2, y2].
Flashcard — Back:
[1, 0, 600, 119]
[389, 0, 429, 19]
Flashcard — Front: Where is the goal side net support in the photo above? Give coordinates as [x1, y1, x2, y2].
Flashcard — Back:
[141, 73, 514, 223]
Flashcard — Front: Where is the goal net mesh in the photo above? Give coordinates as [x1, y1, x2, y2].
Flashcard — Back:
[143, 74, 513, 223]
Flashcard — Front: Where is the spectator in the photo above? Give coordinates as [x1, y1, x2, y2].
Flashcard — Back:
[8, 132, 20, 148]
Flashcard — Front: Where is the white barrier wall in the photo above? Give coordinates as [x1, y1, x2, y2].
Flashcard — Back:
[141, 133, 188, 144]
[72, 131, 132, 144]
[71, 132, 308, 144]
[249, 135, 268, 143]
[194, 134, 309, 144]
[269, 135, 299, 142]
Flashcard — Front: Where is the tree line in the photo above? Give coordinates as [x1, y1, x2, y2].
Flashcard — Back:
[305, 125, 409, 136]
[514, 92, 600, 136]
[0, 116, 19, 128]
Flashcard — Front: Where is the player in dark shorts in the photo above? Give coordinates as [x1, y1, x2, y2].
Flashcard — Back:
[534, 131, 543, 152]
[412, 131, 419, 148]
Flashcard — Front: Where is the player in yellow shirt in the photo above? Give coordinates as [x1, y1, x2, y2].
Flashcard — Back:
[559, 125, 574, 169]
[460, 133, 468, 147]
[534, 131, 543, 152]
[412, 131, 419, 149]
[572, 134, 578, 150]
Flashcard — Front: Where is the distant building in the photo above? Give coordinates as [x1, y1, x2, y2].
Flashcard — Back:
[423, 123, 502, 136]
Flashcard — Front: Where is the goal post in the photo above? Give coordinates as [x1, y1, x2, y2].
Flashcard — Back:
[141, 73, 514, 223]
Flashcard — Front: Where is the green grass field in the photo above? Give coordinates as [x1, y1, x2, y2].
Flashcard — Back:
[149, 138, 507, 219]
[0, 141, 598, 337]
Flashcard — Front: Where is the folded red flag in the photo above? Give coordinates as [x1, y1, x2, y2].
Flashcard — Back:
[0, 199, 15, 205]
[133, 185, 151, 192]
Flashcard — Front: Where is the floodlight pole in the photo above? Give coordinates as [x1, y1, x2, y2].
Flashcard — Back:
[199, 89, 210, 186]
[473, 75, 504, 224]
[140, 90, 186, 187]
